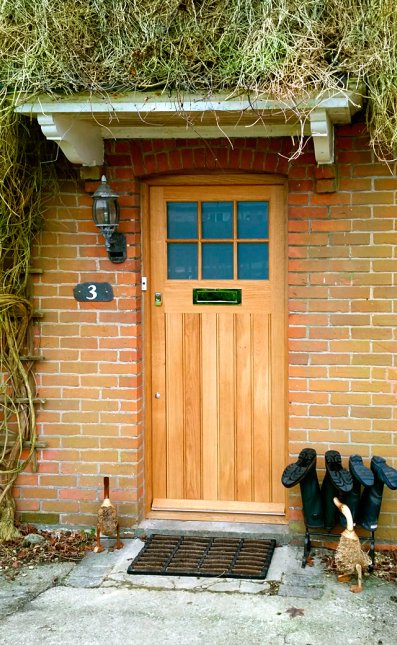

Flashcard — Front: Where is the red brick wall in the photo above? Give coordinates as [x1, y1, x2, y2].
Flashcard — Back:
[288, 124, 397, 540]
[14, 123, 397, 540]
[14, 175, 144, 527]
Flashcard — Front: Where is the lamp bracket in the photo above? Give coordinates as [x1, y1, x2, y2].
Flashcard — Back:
[107, 231, 127, 264]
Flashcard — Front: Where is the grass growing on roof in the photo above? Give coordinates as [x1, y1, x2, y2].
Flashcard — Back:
[0, 0, 396, 154]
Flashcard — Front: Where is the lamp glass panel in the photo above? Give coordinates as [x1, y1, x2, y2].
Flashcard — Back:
[94, 198, 118, 226]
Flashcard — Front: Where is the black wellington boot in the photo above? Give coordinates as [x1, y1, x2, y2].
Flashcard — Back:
[281, 448, 324, 528]
[321, 451, 353, 530]
[340, 455, 374, 527]
[356, 456, 397, 531]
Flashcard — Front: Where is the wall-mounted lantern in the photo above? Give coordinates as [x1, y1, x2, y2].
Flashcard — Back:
[92, 175, 126, 263]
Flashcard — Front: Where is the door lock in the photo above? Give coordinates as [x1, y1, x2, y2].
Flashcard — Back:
[154, 292, 162, 306]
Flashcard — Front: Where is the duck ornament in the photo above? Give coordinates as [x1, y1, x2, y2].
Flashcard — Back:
[333, 497, 371, 593]
[94, 477, 123, 553]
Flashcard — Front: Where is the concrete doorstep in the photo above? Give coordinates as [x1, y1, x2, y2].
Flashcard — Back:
[0, 539, 396, 645]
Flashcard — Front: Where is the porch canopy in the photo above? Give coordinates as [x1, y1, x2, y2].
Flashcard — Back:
[16, 88, 363, 167]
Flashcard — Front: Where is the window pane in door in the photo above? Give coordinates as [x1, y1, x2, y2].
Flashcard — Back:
[202, 202, 233, 239]
[168, 243, 198, 279]
[202, 243, 233, 279]
[237, 202, 269, 239]
[167, 202, 198, 239]
[238, 243, 269, 279]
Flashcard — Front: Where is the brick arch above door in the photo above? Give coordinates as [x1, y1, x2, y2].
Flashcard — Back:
[104, 137, 305, 178]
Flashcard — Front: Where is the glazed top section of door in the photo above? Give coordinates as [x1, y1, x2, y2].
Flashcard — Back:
[149, 184, 286, 518]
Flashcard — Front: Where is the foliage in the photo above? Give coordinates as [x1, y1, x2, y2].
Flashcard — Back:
[0, 524, 95, 579]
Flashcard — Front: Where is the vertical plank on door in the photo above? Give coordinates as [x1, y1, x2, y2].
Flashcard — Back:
[271, 313, 287, 503]
[184, 313, 202, 499]
[268, 184, 286, 505]
[201, 313, 218, 500]
[165, 313, 185, 499]
[252, 314, 271, 502]
[218, 314, 235, 500]
[151, 306, 167, 499]
[235, 314, 253, 501]
[150, 187, 167, 500]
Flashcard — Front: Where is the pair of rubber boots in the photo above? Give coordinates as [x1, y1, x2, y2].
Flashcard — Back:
[337, 454, 397, 530]
[282, 449, 351, 529]
[282, 449, 397, 531]
[355, 456, 397, 530]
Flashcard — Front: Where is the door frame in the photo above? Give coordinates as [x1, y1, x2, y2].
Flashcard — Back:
[142, 173, 288, 522]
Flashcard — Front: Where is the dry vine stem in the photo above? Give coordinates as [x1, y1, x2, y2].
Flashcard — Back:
[0, 294, 36, 540]
[0, 106, 54, 541]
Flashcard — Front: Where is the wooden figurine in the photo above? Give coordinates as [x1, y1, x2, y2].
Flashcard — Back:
[333, 497, 371, 593]
[94, 476, 123, 553]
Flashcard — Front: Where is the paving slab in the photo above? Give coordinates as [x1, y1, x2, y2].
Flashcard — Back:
[66, 548, 123, 588]
[105, 539, 283, 594]
[105, 540, 325, 597]
[0, 562, 74, 617]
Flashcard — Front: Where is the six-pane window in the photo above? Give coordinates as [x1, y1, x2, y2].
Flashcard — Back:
[167, 201, 269, 280]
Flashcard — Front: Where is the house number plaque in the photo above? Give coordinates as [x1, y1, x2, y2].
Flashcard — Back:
[73, 282, 114, 302]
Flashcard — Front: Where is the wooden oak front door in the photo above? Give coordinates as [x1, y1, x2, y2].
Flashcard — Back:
[145, 177, 287, 522]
